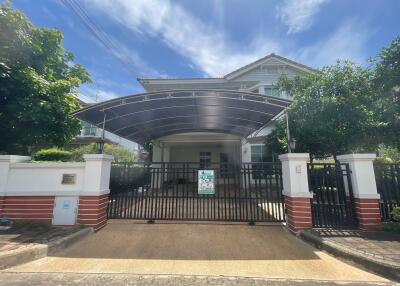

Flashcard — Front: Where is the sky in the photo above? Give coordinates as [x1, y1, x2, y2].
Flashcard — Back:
[5, 0, 400, 103]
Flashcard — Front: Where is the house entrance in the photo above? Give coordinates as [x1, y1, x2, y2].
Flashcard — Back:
[107, 162, 285, 222]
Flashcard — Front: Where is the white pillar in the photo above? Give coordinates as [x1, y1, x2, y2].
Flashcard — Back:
[278, 153, 312, 198]
[336, 154, 379, 199]
[152, 140, 161, 162]
[241, 139, 251, 163]
[337, 153, 381, 230]
[0, 155, 31, 195]
[83, 154, 114, 196]
[278, 153, 312, 234]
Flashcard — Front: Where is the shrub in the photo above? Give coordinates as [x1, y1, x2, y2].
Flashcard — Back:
[375, 157, 393, 164]
[103, 144, 135, 163]
[392, 207, 400, 222]
[34, 149, 72, 162]
[378, 145, 400, 163]
[70, 143, 136, 163]
[70, 143, 97, 162]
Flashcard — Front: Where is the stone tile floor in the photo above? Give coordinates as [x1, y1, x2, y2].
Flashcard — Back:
[0, 224, 81, 254]
[308, 228, 400, 265]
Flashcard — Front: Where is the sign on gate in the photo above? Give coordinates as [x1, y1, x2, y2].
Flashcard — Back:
[198, 170, 215, 195]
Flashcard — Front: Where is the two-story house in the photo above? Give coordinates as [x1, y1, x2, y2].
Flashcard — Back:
[74, 54, 314, 165]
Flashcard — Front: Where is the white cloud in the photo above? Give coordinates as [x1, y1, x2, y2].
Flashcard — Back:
[277, 0, 329, 34]
[291, 19, 373, 67]
[82, 0, 372, 79]
[84, 0, 281, 77]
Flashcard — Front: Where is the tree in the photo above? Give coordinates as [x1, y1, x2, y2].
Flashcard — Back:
[372, 36, 400, 148]
[273, 61, 379, 159]
[0, 2, 90, 154]
[70, 143, 136, 163]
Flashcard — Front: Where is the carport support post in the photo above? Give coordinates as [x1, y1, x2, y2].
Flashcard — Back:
[279, 153, 313, 234]
[78, 154, 114, 231]
[337, 154, 381, 230]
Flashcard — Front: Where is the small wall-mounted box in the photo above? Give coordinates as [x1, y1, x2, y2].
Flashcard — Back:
[61, 174, 76, 185]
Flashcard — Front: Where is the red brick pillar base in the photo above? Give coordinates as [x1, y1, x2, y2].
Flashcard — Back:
[0, 196, 4, 217]
[284, 196, 312, 234]
[354, 198, 381, 230]
[77, 194, 109, 231]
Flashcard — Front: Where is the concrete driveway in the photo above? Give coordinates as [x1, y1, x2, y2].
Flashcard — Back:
[3, 221, 389, 282]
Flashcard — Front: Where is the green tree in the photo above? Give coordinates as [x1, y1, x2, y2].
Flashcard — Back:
[0, 2, 90, 154]
[274, 61, 378, 159]
[372, 36, 400, 147]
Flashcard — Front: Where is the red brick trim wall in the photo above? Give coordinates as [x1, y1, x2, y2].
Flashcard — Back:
[77, 194, 109, 231]
[1, 196, 55, 224]
[354, 198, 381, 230]
[0, 196, 4, 217]
[284, 196, 312, 234]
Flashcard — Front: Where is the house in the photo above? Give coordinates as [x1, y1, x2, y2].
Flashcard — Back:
[74, 54, 314, 165]
[71, 99, 139, 152]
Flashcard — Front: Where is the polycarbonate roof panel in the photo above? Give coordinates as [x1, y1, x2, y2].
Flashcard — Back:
[73, 90, 291, 144]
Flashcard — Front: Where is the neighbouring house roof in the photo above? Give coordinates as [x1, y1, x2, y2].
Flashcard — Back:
[223, 53, 317, 80]
[73, 89, 291, 145]
[137, 53, 316, 89]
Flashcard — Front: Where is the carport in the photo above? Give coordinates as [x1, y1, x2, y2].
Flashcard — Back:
[72, 90, 291, 223]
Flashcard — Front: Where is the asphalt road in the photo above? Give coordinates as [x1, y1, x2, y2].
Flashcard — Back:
[0, 273, 395, 286]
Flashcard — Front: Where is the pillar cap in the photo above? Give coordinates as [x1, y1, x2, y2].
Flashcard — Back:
[337, 153, 376, 162]
[278, 153, 310, 161]
[83, 154, 114, 161]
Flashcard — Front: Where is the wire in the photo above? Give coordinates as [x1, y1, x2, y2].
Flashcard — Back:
[60, 0, 136, 75]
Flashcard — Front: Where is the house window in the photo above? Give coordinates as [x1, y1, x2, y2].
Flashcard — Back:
[82, 122, 98, 136]
[251, 145, 268, 162]
[264, 87, 280, 97]
[199, 152, 212, 169]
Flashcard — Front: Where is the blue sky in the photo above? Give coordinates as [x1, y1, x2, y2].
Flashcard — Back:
[6, 0, 400, 102]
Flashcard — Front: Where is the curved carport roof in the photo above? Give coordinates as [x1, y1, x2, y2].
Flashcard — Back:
[73, 90, 291, 145]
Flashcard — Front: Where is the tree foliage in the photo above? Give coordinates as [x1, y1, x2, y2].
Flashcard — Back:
[272, 61, 378, 159]
[371, 36, 400, 147]
[0, 2, 90, 154]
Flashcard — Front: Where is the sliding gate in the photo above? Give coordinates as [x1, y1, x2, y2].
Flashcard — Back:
[107, 162, 285, 222]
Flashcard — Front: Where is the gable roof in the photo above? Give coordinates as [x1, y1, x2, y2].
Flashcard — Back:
[136, 53, 317, 88]
[223, 53, 317, 80]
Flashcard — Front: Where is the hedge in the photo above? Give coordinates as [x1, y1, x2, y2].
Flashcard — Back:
[34, 149, 72, 162]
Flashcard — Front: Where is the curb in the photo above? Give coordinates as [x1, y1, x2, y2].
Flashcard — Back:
[0, 227, 93, 270]
[299, 230, 400, 282]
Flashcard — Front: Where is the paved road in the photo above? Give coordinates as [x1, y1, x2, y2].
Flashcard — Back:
[2, 221, 390, 283]
[0, 273, 395, 286]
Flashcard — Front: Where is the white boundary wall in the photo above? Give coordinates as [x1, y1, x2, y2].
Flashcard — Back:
[0, 154, 112, 197]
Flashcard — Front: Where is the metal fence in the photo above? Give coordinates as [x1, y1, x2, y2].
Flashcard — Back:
[374, 163, 400, 221]
[307, 163, 357, 228]
[107, 162, 285, 222]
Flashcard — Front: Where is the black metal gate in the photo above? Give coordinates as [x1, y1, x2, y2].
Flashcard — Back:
[107, 162, 285, 222]
[307, 163, 357, 228]
[374, 163, 400, 221]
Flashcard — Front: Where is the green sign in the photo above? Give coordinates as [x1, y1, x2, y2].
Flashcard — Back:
[198, 170, 215, 195]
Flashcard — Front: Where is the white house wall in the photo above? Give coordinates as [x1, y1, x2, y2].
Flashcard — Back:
[232, 65, 298, 83]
